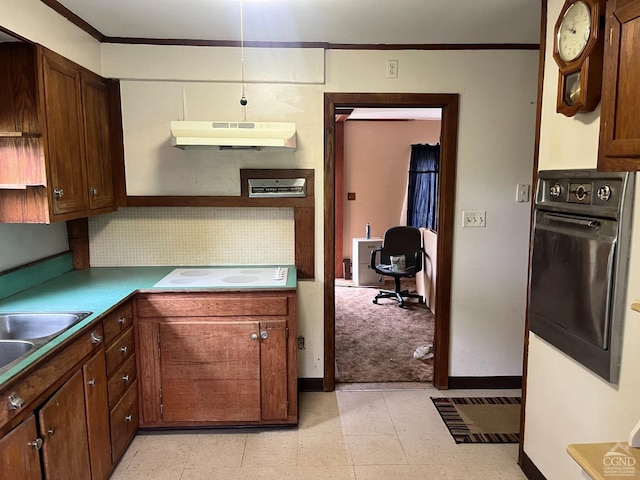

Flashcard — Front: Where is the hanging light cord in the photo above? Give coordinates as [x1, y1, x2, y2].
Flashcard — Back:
[240, 0, 248, 120]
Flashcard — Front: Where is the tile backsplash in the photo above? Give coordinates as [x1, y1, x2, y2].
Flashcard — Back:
[89, 207, 294, 267]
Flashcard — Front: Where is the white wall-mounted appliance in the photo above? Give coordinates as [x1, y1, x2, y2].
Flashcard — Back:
[170, 121, 296, 149]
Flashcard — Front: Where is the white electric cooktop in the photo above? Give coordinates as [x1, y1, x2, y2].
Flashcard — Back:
[153, 267, 288, 288]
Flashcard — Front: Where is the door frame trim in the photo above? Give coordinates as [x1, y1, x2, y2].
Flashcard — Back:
[323, 92, 459, 390]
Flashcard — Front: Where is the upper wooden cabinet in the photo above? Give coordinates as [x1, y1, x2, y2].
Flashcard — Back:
[597, 0, 640, 171]
[0, 43, 123, 223]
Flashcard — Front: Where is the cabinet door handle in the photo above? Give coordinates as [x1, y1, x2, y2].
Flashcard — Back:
[7, 393, 24, 410]
[53, 188, 64, 198]
[118, 316, 128, 325]
[125, 414, 133, 422]
[47, 428, 55, 436]
[120, 346, 128, 354]
[122, 374, 130, 382]
[260, 331, 269, 340]
[250, 333, 258, 341]
[90, 187, 99, 196]
[91, 332, 102, 344]
[88, 379, 96, 387]
[27, 438, 43, 450]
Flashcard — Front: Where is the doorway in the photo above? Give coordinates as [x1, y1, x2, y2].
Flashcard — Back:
[323, 92, 459, 391]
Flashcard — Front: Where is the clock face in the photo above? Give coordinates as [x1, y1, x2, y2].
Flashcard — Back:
[557, 1, 591, 62]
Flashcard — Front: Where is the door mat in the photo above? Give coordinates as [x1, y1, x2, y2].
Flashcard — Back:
[431, 397, 521, 444]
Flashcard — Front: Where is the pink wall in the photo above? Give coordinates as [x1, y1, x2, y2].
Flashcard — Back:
[342, 120, 441, 258]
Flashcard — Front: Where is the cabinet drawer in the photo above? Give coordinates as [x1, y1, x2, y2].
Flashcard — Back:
[105, 327, 134, 376]
[136, 293, 290, 318]
[110, 379, 138, 463]
[0, 325, 104, 432]
[107, 353, 136, 408]
[103, 302, 133, 345]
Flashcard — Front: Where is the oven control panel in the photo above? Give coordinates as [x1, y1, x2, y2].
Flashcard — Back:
[536, 169, 632, 219]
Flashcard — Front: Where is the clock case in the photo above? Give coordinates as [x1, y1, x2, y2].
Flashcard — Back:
[553, 0, 606, 117]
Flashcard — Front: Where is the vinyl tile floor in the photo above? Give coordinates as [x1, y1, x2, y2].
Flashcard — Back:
[110, 383, 527, 480]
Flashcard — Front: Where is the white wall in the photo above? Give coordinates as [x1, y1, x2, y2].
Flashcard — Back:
[1, 3, 538, 380]
[523, 1, 640, 479]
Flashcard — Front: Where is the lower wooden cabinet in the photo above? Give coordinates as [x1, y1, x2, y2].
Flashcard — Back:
[0, 414, 43, 480]
[135, 291, 297, 427]
[0, 300, 137, 480]
[82, 350, 112, 480]
[39, 370, 92, 480]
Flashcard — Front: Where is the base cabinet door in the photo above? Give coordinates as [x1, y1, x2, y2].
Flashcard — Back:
[83, 350, 112, 480]
[38, 371, 91, 480]
[0, 414, 43, 480]
[160, 320, 262, 423]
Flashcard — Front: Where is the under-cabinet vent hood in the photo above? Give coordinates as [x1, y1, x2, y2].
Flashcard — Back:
[170, 121, 296, 149]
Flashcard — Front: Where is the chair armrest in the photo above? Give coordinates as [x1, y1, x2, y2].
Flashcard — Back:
[370, 246, 382, 270]
[415, 248, 425, 272]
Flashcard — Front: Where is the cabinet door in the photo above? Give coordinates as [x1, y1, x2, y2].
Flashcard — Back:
[159, 320, 261, 422]
[598, 0, 640, 170]
[82, 73, 114, 211]
[260, 320, 288, 421]
[83, 350, 112, 480]
[0, 414, 43, 480]
[41, 49, 88, 216]
[39, 370, 91, 480]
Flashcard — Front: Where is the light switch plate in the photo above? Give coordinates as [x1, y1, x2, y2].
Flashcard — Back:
[516, 184, 530, 203]
[462, 210, 486, 227]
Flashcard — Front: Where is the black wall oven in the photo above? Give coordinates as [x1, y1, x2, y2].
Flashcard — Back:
[529, 169, 635, 383]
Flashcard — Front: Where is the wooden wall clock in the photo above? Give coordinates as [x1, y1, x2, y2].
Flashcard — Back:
[552, 0, 605, 117]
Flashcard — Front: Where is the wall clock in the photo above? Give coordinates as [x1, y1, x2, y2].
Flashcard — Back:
[552, 0, 605, 117]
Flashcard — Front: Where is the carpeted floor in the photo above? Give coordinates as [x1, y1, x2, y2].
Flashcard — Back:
[431, 397, 521, 444]
[334, 279, 434, 383]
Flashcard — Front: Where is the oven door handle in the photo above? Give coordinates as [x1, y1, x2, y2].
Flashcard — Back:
[542, 213, 600, 227]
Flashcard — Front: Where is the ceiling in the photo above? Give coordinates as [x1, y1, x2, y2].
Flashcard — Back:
[44, 0, 540, 45]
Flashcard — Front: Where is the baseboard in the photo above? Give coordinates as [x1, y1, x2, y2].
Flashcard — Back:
[447, 376, 522, 389]
[298, 378, 324, 391]
[520, 451, 547, 480]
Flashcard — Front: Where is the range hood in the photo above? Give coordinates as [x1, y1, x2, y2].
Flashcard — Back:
[170, 121, 296, 149]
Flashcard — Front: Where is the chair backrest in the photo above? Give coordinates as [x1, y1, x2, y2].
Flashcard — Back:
[379, 226, 423, 268]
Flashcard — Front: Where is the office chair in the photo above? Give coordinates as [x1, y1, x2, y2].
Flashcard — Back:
[370, 226, 425, 308]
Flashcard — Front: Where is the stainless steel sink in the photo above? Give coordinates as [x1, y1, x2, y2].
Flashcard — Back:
[0, 312, 92, 373]
[0, 340, 35, 368]
[0, 312, 92, 340]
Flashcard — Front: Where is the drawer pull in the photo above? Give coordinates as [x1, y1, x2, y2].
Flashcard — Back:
[47, 428, 55, 436]
[118, 316, 128, 325]
[120, 346, 128, 354]
[125, 414, 133, 422]
[27, 438, 43, 450]
[122, 374, 130, 382]
[88, 379, 96, 387]
[7, 393, 24, 410]
[91, 332, 103, 344]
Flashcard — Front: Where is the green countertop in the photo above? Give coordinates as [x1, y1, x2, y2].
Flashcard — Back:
[0, 264, 297, 386]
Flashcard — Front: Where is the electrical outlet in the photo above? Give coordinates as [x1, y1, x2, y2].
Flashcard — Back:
[297, 336, 305, 349]
[386, 60, 398, 78]
[462, 210, 486, 227]
[516, 183, 530, 203]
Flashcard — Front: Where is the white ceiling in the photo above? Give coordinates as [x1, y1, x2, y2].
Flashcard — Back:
[50, 0, 541, 45]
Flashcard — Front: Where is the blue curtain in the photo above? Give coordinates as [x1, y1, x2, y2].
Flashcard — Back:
[407, 143, 440, 231]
